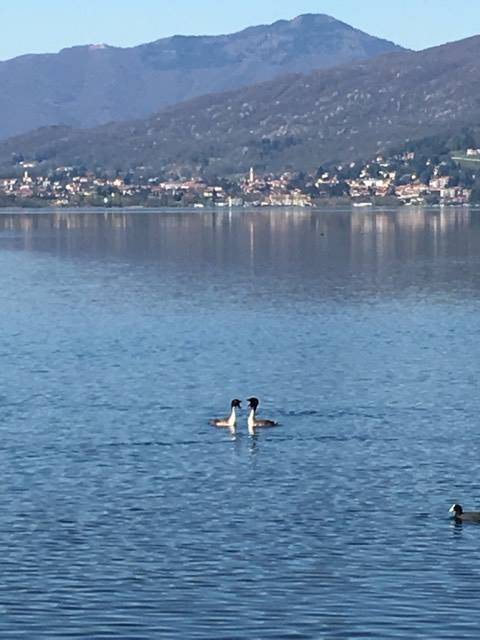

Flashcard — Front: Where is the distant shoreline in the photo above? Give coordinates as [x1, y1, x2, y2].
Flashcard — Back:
[0, 203, 477, 215]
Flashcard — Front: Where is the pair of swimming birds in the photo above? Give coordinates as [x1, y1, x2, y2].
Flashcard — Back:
[209, 397, 278, 433]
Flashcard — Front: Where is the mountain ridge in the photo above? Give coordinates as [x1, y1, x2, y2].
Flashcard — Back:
[0, 14, 404, 139]
[1, 34, 477, 178]
[2, 13, 397, 61]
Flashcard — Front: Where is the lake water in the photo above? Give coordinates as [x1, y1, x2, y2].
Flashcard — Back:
[0, 206, 479, 638]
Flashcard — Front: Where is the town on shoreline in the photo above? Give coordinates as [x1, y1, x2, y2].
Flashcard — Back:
[1, 144, 479, 209]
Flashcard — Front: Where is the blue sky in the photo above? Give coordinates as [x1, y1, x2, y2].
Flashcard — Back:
[1, 0, 479, 60]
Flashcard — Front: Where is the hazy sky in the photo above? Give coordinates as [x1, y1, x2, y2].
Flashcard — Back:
[1, 0, 479, 60]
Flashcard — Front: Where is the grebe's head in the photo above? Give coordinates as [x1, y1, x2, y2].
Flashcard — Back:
[247, 397, 259, 410]
[231, 399, 242, 409]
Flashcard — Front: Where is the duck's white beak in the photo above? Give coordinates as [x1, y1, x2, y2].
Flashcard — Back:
[449, 505, 455, 514]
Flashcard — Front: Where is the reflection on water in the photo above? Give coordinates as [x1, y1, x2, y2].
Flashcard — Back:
[0, 206, 476, 269]
[0, 204, 474, 237]
[0, 207, 478, 297]
[0, 207, 479, 639]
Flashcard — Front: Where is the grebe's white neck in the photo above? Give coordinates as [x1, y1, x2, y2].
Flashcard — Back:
[228, 406, 237, 428]
[247, 408, 256, 433]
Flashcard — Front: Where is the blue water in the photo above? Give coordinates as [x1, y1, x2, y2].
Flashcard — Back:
[0, 207, 479, 638]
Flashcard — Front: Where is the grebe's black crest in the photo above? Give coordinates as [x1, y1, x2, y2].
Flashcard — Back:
[231, 399, 242, 408]
[247, 397, 259, 410]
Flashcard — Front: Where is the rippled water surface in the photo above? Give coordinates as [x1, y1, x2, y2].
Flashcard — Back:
[1, 207, 480, 638]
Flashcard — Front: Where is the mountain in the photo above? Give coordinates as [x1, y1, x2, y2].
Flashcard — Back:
[0, 14, 403, 141]
[1, 36, 478, 178]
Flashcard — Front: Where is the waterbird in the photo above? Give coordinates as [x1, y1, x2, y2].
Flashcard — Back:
[209, 399, 241, 428]
[247, 397, 278, 435]
[449, 504, 480, 523]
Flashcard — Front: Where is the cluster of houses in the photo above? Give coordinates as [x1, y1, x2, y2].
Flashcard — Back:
[323, 172, 471, 206]
[0, 151, 476, 208]
[0, 166, 314, 207]
[0, 168, 149, 206]
[316, 152, 474, 206]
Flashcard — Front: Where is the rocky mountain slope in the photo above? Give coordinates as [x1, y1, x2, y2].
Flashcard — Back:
[1, 35, 478, 177]
[0, 14, 403, 139]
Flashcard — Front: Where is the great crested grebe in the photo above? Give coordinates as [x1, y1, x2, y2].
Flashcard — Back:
[247, 397, 278, 434]
[209, 399, 241, 429]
